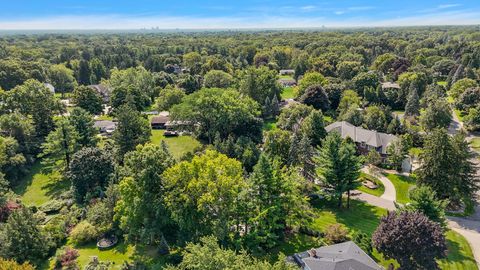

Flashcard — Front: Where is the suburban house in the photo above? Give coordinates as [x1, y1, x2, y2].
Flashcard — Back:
[279, 78, 297, 87]
[289, 241, 383, 270]
[89, 84, 111, 103]
[151, 115, 170, 129]
[280, 69, 295, 76]
[326, 121, 397, 157]
[93, 120, 117, 136]
[381, 82, 400, 90]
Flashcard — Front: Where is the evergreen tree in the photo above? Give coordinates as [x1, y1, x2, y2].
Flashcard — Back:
[113, 104, 151, 160]
[417, 129, 479, 204]
[315, 132, 361, 208]
[78, 60, 91, 85]
[69, 108, 98, 148]
[39, 117, 79, 169]
[0, 208, 49, 265]
[405, 84, 420, 116]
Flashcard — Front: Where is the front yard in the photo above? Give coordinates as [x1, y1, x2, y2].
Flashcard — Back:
[150, 130, 201, 160]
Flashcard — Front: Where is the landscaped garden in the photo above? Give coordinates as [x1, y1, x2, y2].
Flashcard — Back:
[357, 172, 385, 197]
[384, 173, 416, 204]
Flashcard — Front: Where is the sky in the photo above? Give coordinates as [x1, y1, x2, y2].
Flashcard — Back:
[0, 0, 479, 29]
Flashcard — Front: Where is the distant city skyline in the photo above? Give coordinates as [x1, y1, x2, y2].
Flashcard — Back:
[1, 1, 479, 29]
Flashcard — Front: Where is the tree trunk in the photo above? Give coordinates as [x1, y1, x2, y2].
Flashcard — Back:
[338, 194, 343, 208]
[347, 190, 350, 209]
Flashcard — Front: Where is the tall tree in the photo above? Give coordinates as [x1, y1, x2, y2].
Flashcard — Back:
[113, 105, 151, 160]
[387, 138, 407, 171]
[72, 85, 103, 115]
[68, 147, 114, 203]
[417, 129, 478, 205]
[78, 60, 91, 85]
[69, 107, 98, 148]
[48, 64, 76, 98]
[315, 132, 361, 208]
[239, 66, 282, 106]
[39, 117, 79, 169]
[115, 143, 175, 244]
[171, 88, 261, 143]
[5, 79, 62, 138]
[162, 150, 247, 243]
[405, 84, 420, 116]
[419, 100, 451, 131]
[0, 208, 49, 265]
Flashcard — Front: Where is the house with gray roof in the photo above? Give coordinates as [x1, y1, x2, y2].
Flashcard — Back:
[289, 241, 383, 270]
[326, 121, 397, 156]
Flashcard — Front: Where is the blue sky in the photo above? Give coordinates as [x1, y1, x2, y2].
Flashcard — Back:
[1, 1, 479, 29]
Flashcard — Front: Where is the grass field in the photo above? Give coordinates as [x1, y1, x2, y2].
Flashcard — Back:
[357, 172, 385, 197]
[150, 130, 201, 160]
[281, 87, 295, 100]
[13, 161, 68, 206]
[384, 173, 416, 204]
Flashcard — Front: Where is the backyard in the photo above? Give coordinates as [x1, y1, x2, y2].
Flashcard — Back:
[150, 130, 201, 160]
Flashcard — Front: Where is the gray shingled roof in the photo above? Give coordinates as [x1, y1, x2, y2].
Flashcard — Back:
[325, 121, 397, 154]
[295, 241, 383, 270]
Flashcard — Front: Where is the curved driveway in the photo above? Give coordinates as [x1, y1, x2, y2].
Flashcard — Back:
[355, 167, 480, 268]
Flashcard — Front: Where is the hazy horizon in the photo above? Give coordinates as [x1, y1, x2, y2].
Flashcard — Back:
[1, 1, 480, 30]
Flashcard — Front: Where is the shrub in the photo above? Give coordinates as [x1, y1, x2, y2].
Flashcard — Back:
[0, 258, 35, 270]
[324, 224, 349, 244]
[54, 247, 79, 270]
[70, 221, 99, 246]
[352, 231, 373, 255]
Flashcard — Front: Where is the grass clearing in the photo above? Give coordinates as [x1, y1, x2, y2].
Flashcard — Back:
[357, 172, 385, 197]
[13, 161, 68, 207]
[73, 241, 135, 269]
[150, 129, 201, 160]
[384, 173, 416, 204]
[281, 87, 295, 100]
[263, 119, 278, 131]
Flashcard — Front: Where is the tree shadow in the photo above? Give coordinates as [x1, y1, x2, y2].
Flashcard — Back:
[12, 160, 42, 195]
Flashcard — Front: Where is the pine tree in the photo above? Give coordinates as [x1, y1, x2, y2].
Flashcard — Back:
[314, 132, 361, 208]
[271, 94, 280, 116]
[405, 84, 420, 116]
[417, 129, 479, 204]
[39, 117, 79, 169]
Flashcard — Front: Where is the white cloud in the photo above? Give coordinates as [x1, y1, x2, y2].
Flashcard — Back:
[438, 4, 461, 9]
[334, 11, 345, 15]
[0, 10, 479, 30]
[300, 5, 316, 11]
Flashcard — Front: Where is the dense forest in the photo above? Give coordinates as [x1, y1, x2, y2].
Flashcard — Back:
[0, 26, 479, 269]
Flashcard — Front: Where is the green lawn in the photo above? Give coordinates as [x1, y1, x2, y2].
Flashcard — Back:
[470, 137, 480, 153]
[306, 200, 476, 270]
[281, 87, 295, 100]
[95, 114, 114, 121]
[311, 200, 387, 235]
[13, 161, 69, 207]
[438, 231, 479, 270]
[357, 172, 385, 197]
[384, 173, 416, 204]
[150, 130, 201, 160]
[262, 119, 278, 131]
[72, 241, 135, 269]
